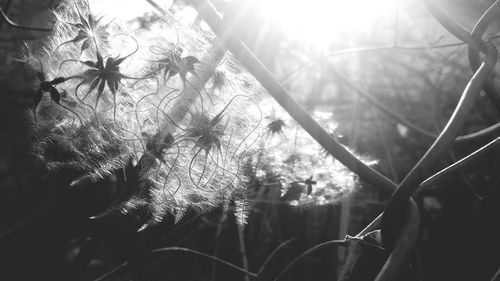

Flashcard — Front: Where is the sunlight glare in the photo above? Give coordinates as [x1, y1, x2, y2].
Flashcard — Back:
[259, 0, 397, 51]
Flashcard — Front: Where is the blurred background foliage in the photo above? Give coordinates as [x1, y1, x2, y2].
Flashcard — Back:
[1, 0, 500, 280]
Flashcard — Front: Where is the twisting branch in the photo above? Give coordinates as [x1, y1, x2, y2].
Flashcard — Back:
[422, 0, 500, 111]
[468, 0, 500, 111]
[380, 42, 497, 267]
[191, 0, 397, 194]
[355, 38, 497, 281]
[422, 0, 486, 52]
[468, 0, 500, 70]
[374, 199, 420, 281]
[0, 6, 52, 32]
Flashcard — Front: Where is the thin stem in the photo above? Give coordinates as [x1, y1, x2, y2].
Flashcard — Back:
[455, 122, 500, 143]
[272, 240, 348, 281]
[417, 136, 500, 193]
[237, 223, 250, 281]
[0, 6, 52, 32]
[93, 261, 128, 281]
[151, 247, 258, 278]
[192, 0, 397, 194]
[280, 35, 500, 84]
[144, 0, 177, 24]
[0, 0, 12, 28]
[331, 63, 500, 143]
[333, 66, 436, 140]
[375, 110, 399, 182]
[258, 238, 297, 276]
[423, 0, 500, 111]
[381, 43, 497, 249]
[491, 265, 500, 281]
[375, 199, 420, 281]
[468, 0, 500, 111]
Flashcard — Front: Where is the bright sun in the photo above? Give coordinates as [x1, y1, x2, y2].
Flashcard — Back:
[259, 0, 397, 50]
[90, 0, 397, 51]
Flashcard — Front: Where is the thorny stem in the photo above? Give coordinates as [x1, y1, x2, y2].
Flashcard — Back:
[192, 0, 398, 194]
